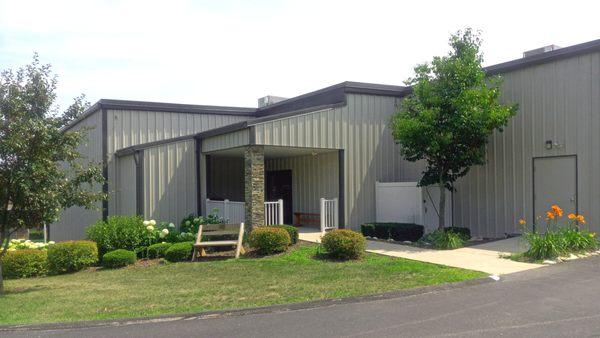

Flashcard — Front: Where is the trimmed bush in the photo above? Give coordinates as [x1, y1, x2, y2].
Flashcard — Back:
[86, 215, 147, 257]
[47, 240, 98, 274]
[361, 223, 424, 242]
[444, 227, 471, 241]
[248, 227, 291, 255]
[102, 249, 137, 269]
[321, 229, 365, 260]
[273, 225, 299, 244]
[165, 241, 194, 262]
[1, 250, 48, 279]
[135, 246, 148, 259]
[148, 242, 173, 259]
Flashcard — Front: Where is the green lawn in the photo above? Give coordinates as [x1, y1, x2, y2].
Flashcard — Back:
[0, 245, 485, 325]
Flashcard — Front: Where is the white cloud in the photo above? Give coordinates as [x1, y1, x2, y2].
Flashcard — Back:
[1, 0, 599, 111]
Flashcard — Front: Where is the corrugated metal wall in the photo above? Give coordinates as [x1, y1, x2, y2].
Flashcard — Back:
[253, 94, 423, 230]
[106, 109, 249, 218]
[453, 51, 600, 237]
[143, 139, 197, 223]
[115, 153, 137, 216]
[266, 152, 339, 215]
[208, 157, 245, 201]
[202, 129, 249, 152]
[51, 110, 103, 241]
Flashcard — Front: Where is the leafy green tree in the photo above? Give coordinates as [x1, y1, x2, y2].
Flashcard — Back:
[60, 94, 90, 128]
[0, 54, 105, 294]
[391, 29, 517, 230]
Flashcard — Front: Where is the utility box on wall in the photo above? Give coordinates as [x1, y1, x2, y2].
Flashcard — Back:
[375, 182, 452, 233]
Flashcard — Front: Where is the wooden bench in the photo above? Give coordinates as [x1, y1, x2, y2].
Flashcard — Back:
[191, 222, 245, 261]
[294, 212, 320, 227]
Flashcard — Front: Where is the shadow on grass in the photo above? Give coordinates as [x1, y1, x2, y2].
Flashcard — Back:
[6, 285, 47, 295]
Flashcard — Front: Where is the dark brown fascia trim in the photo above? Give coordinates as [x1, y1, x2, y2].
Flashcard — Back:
[96, 99, 256, 115]
[115, 134, 197, 157]
[250, 102, 347, 126]
[485, 38, 600, 75]
[194, 121, 249, 140]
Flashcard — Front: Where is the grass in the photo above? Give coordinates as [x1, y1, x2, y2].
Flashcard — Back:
[0, 244, 485, 326]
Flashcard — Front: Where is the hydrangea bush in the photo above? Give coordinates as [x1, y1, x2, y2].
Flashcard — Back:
[7, 239, 55, 251]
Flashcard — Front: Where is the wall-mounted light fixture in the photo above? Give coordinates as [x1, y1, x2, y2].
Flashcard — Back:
[545, 140, 553, 150]
[545, 140, 565, 150]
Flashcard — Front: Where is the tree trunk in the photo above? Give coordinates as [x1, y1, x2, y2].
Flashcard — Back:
[438, 181, 446, 230]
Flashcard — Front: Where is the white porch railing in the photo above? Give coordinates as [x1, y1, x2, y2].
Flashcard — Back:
[206, 198, 284, 225]
[264, 199, 284, 225]
[206, 199, 246, 223]
[320, 198, 339, 233]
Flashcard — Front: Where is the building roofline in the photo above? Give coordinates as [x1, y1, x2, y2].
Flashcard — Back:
[484, 38, 600, 75]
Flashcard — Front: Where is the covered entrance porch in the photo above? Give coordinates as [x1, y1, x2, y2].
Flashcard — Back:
[199, 144, 344, 232]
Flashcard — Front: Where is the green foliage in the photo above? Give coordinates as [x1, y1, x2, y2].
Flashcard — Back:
[391, 29, 517, 229]
[248, 227, 291, 255]
[164, 242, 194, 262]
[148, 242, 173, 259]
[272, 225, 299, 244]
[360, 223, 424, 242]
[321, 229, 366, 260]
[29, 229, 45, 241]
[47, 240, 98, 274]
[523, 230, 564, 260]
[102, 249, 137, 269]
[86, 215, 147, 257]
[444, 227, 471, 241]
[562, 228, 598, 252]
[0, 55, 105, 291]
[1, 250, 48, 279]
[422, 230, 465, 250]
[179, 213, 224, 234]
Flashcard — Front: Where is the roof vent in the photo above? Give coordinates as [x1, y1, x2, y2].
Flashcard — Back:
[258, 95, 288, 108]
[523, 44, 561, 58]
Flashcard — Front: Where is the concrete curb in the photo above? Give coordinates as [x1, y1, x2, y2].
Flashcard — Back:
[0, 276, 496, 332]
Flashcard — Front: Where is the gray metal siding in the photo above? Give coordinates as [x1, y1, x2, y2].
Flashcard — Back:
[253, 94, 422, 229]
[115, 154, 137, 216]
[51, 109, 103, 241]
[143, 139, 197, 223]
[106, 109, 248, 218]
[265, 152, 339, 215]
[454, 50, 600, 237]
[202, 129, 249, 153]
[208, 157, 245, 201]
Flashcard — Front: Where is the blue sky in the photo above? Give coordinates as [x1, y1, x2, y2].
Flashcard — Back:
[1, 0, 598, 112]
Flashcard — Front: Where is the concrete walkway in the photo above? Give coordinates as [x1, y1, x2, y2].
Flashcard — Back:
[298, 228, 543, 275]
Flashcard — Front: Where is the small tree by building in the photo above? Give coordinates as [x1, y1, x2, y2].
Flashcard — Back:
[391, 29, 518, 230]
[0, 55, 105, 294]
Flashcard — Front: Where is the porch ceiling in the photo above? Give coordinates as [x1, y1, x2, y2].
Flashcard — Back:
[208, 146, 337, 159]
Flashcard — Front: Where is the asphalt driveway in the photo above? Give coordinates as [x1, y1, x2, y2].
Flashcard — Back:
[5, 255, 600, 337]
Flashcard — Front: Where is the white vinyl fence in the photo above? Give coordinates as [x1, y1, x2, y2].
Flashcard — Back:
[264, 199, 284, 225]
[320, 198, 338, 233]
[205, 198, 284, 225]
[206, 199, 246, 223]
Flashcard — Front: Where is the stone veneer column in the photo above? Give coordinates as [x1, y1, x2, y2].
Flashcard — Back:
[244, 145, 265, 231]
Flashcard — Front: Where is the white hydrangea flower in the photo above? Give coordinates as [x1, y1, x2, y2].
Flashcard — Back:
[168, 223, 175, 228]
[146, 225, 155, 231]
[48, 241, 55, 245]
[149, 220, 157, 226]
[159, 228, 169, 238]
[143, 220, 150, 226]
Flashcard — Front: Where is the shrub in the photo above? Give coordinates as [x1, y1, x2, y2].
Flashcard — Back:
[422, 230, 465, 250]
[8, 239, 54, 250]
[321, 229, 365, 260]
[1, 250, 48, 279]
[47, 240, 98, 274]
[165, 241, 194, 262]
[148, 242, 173, 259]
[135, 246, 148, 259]
[86, 215, 147, 257]
[272, 225, 299, 244]
[29, 229, 45, 241]
[361, 223, 424, 242]
[444, 227, 471, 241]
[248, 227, 291, 255]
[180, 213, 225, 234]
[102, 249, 137, 269]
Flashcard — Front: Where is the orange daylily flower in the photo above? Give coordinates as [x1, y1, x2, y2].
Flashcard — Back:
[568, 213, 576, 220]
[546, 211, 555, 220]
[518, 219, 526, 225]
[577, 215, 586, 224]
[550, 205, 563, 218]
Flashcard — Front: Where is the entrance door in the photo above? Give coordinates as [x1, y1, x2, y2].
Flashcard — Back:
[533, 156, 577, 232]
[266, 170, 293, 224]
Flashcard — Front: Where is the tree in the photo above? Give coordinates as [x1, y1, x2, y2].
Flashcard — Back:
[60, 94, 91, 128]
[0, 54, 105, 294]
[391, 29, 517, 230]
